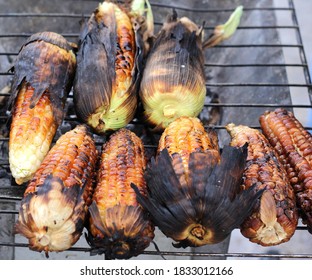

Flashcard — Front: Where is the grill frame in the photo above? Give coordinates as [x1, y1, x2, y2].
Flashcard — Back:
[0, 0, 312, 260]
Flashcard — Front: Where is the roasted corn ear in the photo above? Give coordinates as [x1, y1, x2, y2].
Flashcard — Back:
[226, 123, 298, 246]
[14, 125, 98, 255]
[73, 1, 152, 134]
[259, 108, 312, 233]
[86, 128, 154, 259]
[138, 12, 206, 132]
[139, 7, 243, 132]
[132, 117, 262, 248]
[9, 31, 76, 185]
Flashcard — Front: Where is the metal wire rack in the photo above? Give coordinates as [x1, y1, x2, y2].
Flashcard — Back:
[0, 0, 312, 259]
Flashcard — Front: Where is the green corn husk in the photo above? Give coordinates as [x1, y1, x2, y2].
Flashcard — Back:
[73, 1, 153, 134]
[139, 6, 243, 132]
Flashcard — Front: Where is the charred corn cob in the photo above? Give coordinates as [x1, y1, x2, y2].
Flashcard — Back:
[226, 123, 298, 246]
[132, 117, 262, 248]
[139, 7, 243, 132]
[14, 125, 98, 255]
[73, 1, 152, 134]
[9, 31, 76, 185]
[86, 128, 154, 259]
[259, 108, 312, 233]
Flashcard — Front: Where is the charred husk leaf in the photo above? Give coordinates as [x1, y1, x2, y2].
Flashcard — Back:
[132, 117, 263, 247]
[138, 12, 206, 132]
[73, 1, 145, 134]
[8, 31, 76, 185]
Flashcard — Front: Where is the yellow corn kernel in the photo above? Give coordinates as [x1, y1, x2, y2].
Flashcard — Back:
[9, 83, 57, 185]
[158, 116, 220, 178]
[87, 128, 154, 259]
[15, 125, 98, 255]
[9, 31, 76, 184]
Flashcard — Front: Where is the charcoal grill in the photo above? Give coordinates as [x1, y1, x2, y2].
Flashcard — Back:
[0, 0, 312, 260]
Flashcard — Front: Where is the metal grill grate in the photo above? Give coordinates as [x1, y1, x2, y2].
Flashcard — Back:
[0, 0, 312, 259]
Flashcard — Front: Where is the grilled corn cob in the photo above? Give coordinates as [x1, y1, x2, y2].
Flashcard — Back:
[9, 31, 76, 185]
[259, 108, 312, 233]
[132, 117, 262, 247]
[139, 7, 243, 132]
[226, 123, 298, 246]
[86, 128, 154, 259]
[73, 1, 151, 134]
[157, 116, 220, 179]
[138, 13, 206, 132]
[14, 125, 98, 255]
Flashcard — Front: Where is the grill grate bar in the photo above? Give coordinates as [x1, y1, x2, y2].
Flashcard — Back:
[1, 86, 312, 98]
[0, 33, 80, 38]
[205, 82, 311, 87]
[204, 63, 308, 67]
[0, 63, 309, 72]
[0, 44, 305, 57]
[0, 25, 300, 37]
[131, 3, 295, 13]
[0, 13, 89, 18]
[0, 7, 295, 18]
[0, 240, 311, 259]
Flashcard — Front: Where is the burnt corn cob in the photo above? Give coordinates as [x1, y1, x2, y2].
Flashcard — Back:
[14, 125, 98, 255]
[226, 123, 298, 246]
[73, 1, 151, 134]
[9, 31, 76, 185]
[132, 117, 262, 248]
[86, 128, 154, 259]
[259, 108, 312, 233]
[139, 7, 243, 132]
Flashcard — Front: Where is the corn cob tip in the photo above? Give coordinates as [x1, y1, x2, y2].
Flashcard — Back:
[226, 123, 298, 246]
[256, 190, 289, 245]
[15, 177, 85, 254]
[87, 202, 154, 259]
[86, 128, 154, 259]
[133, 145, 262, 247]
[225, 122, 235, 130]
[15, 178, 27, 185]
